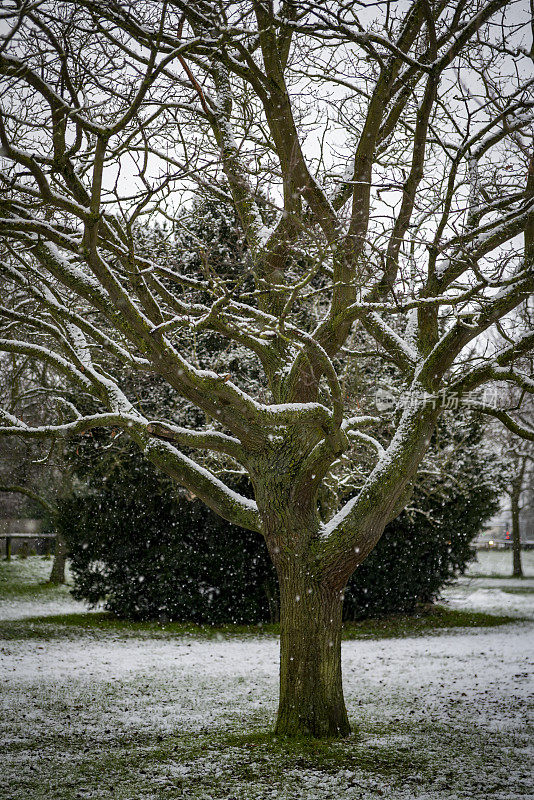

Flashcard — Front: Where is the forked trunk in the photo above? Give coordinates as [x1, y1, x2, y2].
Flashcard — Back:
[274, 565, 350, 738]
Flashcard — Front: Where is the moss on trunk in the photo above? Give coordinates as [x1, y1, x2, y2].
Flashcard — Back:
[275, 565, 350, 738]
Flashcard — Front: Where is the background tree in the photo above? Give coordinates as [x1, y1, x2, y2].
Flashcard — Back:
[509, 453, 531, 577]
[0, 354, 69, 581]
[493, 396, 534, 577]
[0, 1, 533, 737]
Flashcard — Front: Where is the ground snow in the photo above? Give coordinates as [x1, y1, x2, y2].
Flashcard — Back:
[443, 582, 534, 618]
[466, 549, 534, 578]
[440, 551, 534, 619]
[0, 596, 97, 621]
[1, 555, 533, 799]
[1, 624, 532, 799]
[0, 624, 534, 800]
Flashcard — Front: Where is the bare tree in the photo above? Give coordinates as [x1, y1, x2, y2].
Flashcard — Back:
[0, 353, 71, 581]
[509, 453, 530, 576]
[0, 485, 67, 582]
[493, 397, 534, 577]
[0, 1, 533, 736]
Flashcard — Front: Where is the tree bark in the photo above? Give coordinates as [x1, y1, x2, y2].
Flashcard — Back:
[511, 487, 523, 579]
[48, 532, 67, 585]
[274, 564, 350, 738]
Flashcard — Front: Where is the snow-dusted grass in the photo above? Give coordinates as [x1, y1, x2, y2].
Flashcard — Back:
[0, 555, 91, 620]
[466, 548, 534, 578]
[445, 550, 534, 621]
[442, 579, 534, 620]
[0, 553, 64, 593]
[1, 622, 532, 799]
[1, 558, 533, 800]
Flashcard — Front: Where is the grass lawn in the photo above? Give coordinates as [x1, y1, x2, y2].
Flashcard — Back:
[0, 556, 519, 641]
[1, 557, 533, 800]
[0, 554, 73, 597]
[466, 548, 534, 578]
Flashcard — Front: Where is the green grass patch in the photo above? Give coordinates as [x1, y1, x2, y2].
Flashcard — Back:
[468, 572, 529, 580]
[0, 611, 278, 641]
[0, 605, 521, 643]
[1, 556, 523, 643]
[0, 555, 72, 597]
[342, 605, 520, 638]
[222, 728, 428, 777]
[0, 723, 431, 800]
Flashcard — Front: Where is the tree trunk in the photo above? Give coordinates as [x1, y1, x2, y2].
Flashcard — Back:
[511, 488, 523, 578]
[274, 565, 350, 738]
[48, 532, 67, 585]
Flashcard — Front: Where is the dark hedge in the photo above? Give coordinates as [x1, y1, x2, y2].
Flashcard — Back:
[343, 479, 498, 618]
[59, 450, 277, 624]
[60, 438, 499, 623]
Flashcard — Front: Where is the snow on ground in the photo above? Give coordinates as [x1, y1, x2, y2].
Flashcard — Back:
[466, 549, 534, 577]
[0, 555, 533, 800]
[1, 622, 532, 799]
[0, 557, 97, 620]
[441, 576, 534, 619]
[0, 595, 96, 620]
[441, 550, 534, 620]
